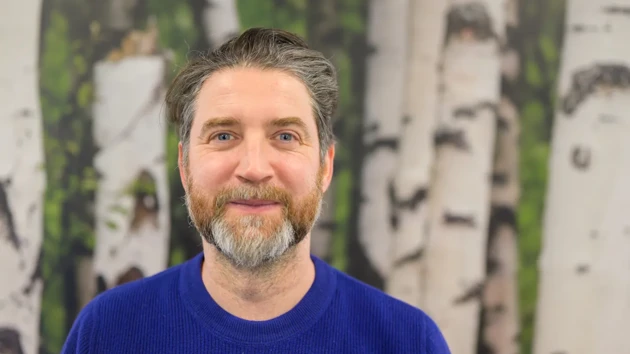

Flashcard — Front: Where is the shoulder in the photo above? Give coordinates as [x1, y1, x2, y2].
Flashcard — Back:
[330, 267, 451, 353]
[60, 262, 185, 353]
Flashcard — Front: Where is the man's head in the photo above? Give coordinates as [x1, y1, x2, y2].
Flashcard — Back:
[165, 28, 338, 270]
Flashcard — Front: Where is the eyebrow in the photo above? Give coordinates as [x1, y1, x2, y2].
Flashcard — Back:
[198, 117, 240, 139]
[266, 117, 311, 140]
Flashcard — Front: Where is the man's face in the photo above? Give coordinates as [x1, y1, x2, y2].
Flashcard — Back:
[178, 67, 334, 270]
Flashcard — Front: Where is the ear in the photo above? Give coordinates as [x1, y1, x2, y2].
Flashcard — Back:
[320, 143, 335, 193]
[178, 141, 188, 193]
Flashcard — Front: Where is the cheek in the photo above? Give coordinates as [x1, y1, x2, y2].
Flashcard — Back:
[274, 159, 319, 194]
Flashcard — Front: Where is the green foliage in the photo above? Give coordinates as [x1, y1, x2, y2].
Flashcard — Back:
[516, 1, 566, 352]
[40, 8, 73, 353]
[237, 0, 276, 29]
[146, 1, 199, 75]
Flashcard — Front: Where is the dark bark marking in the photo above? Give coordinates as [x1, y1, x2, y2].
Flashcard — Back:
[591, 230, 598, 239]
[443, 211, 476, 228]
[486, 205, 517, 278]
[489, 303, 506, 315]
[96, 275, 108, 294]
[571, 24, 599, 33]
[393, 248, 424, 268]
[561, 64, 630, 115]
[496, 114, 509, 132]
[454, 281, 484, 304]
[445, 2, 496, 44]
[129, 169, 160, 232]
[363, 138, 399, 156]
[571, 145, 591, 170]
[21, 248, 43, 296]
[576, 264, 590, 275]
[603, 6, 630, 15]
[116, 266, 144, 286]
[401, 115, 412, 126]
[0, 327, 24, 354]
[392, 181, 428, 212]
[434, 128, 470, 151]
[363, 122, 379, 135]
[491, 172, 509, 186]
[0, 180, 20, 251]
[453, 101, 497, 119]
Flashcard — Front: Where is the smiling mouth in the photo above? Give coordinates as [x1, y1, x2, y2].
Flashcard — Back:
[228, 199, 281, 209]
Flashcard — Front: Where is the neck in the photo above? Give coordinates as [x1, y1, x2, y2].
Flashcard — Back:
[200, 237, 315, 321]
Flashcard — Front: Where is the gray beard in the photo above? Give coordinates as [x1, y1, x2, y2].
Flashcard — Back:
[209, 215, 295, 270]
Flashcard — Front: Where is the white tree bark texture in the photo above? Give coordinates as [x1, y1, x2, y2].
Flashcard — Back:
[201, 0, 240, 50]
[92, 57, 170, 293]
[479, 0, 521, 352]
[385, 0, 449, 308]
[534, 1, 630, 353]
[0, 1, 46, 354]
[422, 1, 505, 353]
[358, 0, 410, 279]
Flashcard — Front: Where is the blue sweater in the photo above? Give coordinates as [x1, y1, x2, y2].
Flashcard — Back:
[62, 252, 451, 353]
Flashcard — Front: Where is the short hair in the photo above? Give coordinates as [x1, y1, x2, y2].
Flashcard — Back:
[165, 27, 338, 165]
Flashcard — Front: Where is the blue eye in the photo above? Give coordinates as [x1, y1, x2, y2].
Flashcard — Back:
[216, 133, 232, 141]
[278, 133, 294, 141]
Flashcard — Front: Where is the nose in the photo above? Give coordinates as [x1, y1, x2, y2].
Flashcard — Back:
[234, 138, 273, 184]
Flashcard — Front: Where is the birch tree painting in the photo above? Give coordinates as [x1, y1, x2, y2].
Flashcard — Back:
[478, 0, 521, 352]
[191, 0, 240, 51]
[385, 0, 449, 308]
[422, 1, 505, 353]
[533, 1, 630, 353]
[357, 0, 409, 285]
[92, 11, 171, 293]
[0, 1, 46, 353]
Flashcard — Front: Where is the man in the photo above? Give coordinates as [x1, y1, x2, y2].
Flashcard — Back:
[62, 28, 451, 353]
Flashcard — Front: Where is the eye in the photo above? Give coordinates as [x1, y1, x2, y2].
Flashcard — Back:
[276, 132, 296, 141]
[213, 133, 233, 141]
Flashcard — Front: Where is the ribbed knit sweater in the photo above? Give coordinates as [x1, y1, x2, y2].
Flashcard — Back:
[62, 252, 451, 353]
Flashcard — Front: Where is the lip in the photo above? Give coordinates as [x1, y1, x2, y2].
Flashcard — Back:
[227, 200, 281, 212]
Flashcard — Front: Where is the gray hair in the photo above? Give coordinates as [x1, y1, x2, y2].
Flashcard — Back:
[165, 27, 339, 165]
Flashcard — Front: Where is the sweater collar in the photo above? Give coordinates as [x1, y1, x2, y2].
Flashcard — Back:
[179, 251, 337, 344]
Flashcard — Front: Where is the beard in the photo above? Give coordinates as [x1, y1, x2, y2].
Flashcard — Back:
[184, 168, 324, 270]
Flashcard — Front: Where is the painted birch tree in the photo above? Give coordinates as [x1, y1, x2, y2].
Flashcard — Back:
[478, 0, 521, 353]
[0, 1, 46, 353]
[356, 0, 409, 286]
[386, 0, 449, 308]
[534, 1, 630, 353]
[92, 3, 171, 293]
[422, 1, 505, 353]
[191, 0, 240, 51]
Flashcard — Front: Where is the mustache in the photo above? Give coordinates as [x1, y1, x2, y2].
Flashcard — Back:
[213, 185, 292, 210]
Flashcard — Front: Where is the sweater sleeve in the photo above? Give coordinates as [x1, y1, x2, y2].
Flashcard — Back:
[60, 297, 99, 354]
[424, 314, 451, 354]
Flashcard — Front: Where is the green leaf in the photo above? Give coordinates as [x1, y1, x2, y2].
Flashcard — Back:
[539, 36, 557, 63]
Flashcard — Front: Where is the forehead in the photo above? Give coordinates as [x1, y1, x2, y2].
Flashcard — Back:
[193, 67, 315, 130]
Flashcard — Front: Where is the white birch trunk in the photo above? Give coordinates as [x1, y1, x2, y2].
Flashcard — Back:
[385, 0, 449, 308]
[358, 0, 409, 278]
[481, 96, 520, 354]
[201, 0, 240, 49]
[0, 1, 45, 353]
[422, 1, 504, 353]
[533, 1, 630, 353]
[479, 0, 520, 352]
[92, 57, 170, 291]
